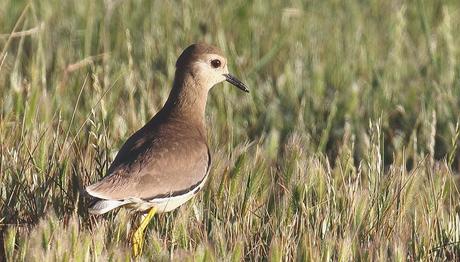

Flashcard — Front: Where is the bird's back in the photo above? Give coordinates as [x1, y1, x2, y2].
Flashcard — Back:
[86, 110, 210, 202]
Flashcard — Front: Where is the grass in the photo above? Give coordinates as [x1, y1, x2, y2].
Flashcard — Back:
[1, 0, 460, 260]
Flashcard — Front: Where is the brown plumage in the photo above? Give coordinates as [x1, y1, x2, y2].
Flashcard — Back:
[86, 43, 248, 215]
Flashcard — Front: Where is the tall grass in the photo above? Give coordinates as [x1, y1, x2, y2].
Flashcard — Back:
[1, 0, 460, 260]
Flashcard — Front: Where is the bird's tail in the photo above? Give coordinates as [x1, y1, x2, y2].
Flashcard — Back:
[88, 199, 127, 215]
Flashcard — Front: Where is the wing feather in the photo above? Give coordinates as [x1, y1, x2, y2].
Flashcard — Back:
[86, 119, 210, 201]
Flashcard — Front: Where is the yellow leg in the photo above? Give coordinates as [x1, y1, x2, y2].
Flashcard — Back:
[132, 207, 156, 257]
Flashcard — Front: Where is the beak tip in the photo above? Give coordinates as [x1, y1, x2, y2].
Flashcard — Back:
[224, 74, 249, 94]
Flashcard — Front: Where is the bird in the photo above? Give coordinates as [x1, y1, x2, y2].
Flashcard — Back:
[85, 43, 249, 256]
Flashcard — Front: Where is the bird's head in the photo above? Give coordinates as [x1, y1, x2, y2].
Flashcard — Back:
[175, 43, 249, 93]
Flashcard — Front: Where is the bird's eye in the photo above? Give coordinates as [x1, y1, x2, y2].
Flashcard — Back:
[211, 59, 221, 68]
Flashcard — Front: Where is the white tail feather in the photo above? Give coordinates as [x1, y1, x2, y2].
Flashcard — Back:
[89, 199, 127, 215]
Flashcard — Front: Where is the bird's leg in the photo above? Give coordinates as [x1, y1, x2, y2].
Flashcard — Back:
[132, 207, 156, 256]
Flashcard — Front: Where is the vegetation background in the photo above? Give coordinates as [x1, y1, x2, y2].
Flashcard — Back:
[1, 0, 460, 260]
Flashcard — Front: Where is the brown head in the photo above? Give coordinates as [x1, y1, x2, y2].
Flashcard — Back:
[174, 43, 249, 93]
[162, 43, 248, 124]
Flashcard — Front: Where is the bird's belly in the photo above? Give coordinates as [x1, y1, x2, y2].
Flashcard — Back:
[150, 193, 197, 213]
[131, 175, 208, 213]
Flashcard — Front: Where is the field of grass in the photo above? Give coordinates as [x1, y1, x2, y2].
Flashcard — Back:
[1, 0, 460, 260]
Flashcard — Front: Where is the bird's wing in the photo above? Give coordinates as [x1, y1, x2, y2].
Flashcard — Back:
[85, 123, 210, 201]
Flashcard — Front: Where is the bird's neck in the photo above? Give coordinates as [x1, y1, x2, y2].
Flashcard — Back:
[163, 70, 209, 127]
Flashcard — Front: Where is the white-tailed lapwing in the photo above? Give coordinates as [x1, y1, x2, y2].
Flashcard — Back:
[85, 43, 249, 256]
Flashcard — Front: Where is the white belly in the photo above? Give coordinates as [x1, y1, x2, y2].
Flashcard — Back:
[130, 175, 208, 213]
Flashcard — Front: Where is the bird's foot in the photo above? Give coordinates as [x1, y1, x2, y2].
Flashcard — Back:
[132, 207, 156, 257]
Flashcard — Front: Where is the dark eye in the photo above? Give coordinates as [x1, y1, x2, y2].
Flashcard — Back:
[211, 59, 221, 68]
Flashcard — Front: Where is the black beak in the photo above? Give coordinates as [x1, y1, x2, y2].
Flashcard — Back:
[224, 74, 249, 93]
